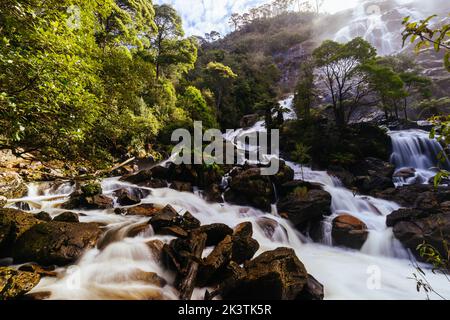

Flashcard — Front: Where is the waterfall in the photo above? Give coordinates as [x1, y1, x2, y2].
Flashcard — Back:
[8, 96, 450, 300]
[389, 130, 450, 186]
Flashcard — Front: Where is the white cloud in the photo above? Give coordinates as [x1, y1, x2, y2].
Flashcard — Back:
[154, 0, 268, 36]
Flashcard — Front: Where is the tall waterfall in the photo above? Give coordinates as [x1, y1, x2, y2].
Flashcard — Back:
[9, 96, 450, 300]
[390, 130, 450, 186]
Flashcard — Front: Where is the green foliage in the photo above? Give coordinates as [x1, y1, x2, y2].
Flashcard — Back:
[294, 59, 315, 119]
[312, 37, 377, 126]
[177, 86, 218, 129]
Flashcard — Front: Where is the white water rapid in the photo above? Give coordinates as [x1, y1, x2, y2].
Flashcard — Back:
[389, 130, 450, 186]
[7, 96, 450, 300]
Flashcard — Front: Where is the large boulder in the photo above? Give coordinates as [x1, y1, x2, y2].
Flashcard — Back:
[240, 114, 259, 129]
[0, 267, 40, 300]
[0, 171, 27, 199]
[387, 208, 450, 261]
[0, 209, 42, 257]
[332, 214, 369, 250]
[296, 274, 324, 300]
[53, 211, 79, 223]
[63, 181, 114, 210]
[222, 248, 308, 300]
[113, 188, 149, 206]
[197, 224, 233, 247]
[224, 167, 274, 212]
[115, 203, 161, 217]
[277, 186, 332, 229]
[149, 205, 200, 237]
[13, 221, 102, 266]
[351, 157, 395, 193]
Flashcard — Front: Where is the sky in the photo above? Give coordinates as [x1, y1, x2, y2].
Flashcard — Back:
[154, 0, 362, 37]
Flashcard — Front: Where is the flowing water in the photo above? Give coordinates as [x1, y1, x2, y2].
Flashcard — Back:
[389, 130, 450, 186]
[7, 96, 450, 300]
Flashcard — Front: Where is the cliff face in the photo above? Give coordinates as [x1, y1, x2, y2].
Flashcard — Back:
[208, 0, 449, 96]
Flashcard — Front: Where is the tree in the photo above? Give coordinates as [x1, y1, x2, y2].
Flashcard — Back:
[205, 62, 237, 113]
[363, 61, 407, 121]
[313, 37, 377, 126]
[178, 86, 217, 129]
[229, 13, 242, 31]
[294, 59, 315, 120]
[152, 4, 197, 80]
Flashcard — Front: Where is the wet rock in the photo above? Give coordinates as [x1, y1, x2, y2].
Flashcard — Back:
[53, 211, 79, 223]
[392, 213, 450, 260]
[170, 181, 193, 193]
[167, 163, 199, 185]
[240, 114, 259, 129]
[113, 188, 149, 206]
[386, 208, 431, 227]
[197, 224, 233, 247]
[83, 194, 114, 210]
[204, 183, 223, 203]
[146, 240, 164, 262]
[231, 222, 260, 264]
[393, 167, 416, 179]
[277, 188, 332, 229]
[15, 201, 31, 211]
[120, 169, 153, 184]
[256, 217, 288, 240]
[0, 209, 42, 257]
[0, 267, 41, 300]
[149, 205, 200, 237]
[296, 274, 324, 300]
[115, 203, 160, 217]
[222, 248, 308, 300]
[140, 179, 168, 189]
[13, 221, 102, 266]
[332, 214, 368, 250]
[0, 196, 6, 208]
[353, 157, 395, 178]
[127, 270, 167, 287]
[0, 171, 27, 199]
[124, 223, 151, 238]
[224, 168, 274, 212]
[35, 211, 52, 222]
[150, 166, 170, 180]
[80, 182, 102, 197]
[354, 175, 395, 194]
[271, 161, 295, 189]
[21, 291, 51, 300]
[18, 263, 57, 277]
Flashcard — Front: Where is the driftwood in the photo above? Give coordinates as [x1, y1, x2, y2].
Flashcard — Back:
[178, 231, 207, 300]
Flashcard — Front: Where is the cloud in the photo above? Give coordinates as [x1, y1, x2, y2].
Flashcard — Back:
[154, 0, 268, 36]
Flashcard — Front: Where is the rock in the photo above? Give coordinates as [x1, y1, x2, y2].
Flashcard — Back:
[15, 201, 31, 211]
[146, 240, 164, 262]
[113, 188, 149, 206]
[124, 223, 151, 238]
[240, 114, 259, 129]
[149, 166, 170, 180]
[0, 196, 7, 208]
[120, 169, 153, 184]
[13, 221, 102, 266]
[170, 181, 193, 193]
[35, 211, 52, 222]
[353, 157, 395, 178]
[256, 217, 288, 240]
[197, 224, 233, 247]
[204, 184, 223, 203]
[127, 270, 167, 287]
[277, 188, 332, 229]
[0, 267, 40, 300]
[0, 209, 42, 257]
[80, 182, 102, 197]
[231, 222, 260, 264]
[0, 171, 27, 199]
[386, 208, 431, 227]
[83, 194, 114, 210]
[296, 274, 324, 300]
[222, 248, 308, 300]
[393, 167, 416, 179]
[140, 179, 168, 189]
[21, 291, 51, 300]
[224, 167, 274, 212]
[18, 263, 57, 277]
[53, 212, 79, 223]
[392, 213, 450, 260]
[149, 205, 200, 237]
[271, 161, 295, 188]
[167, 163, 199, 185]
[115, 203, 160, 217]
[332, 214, 368, 250]
[354, 175, 395, 194]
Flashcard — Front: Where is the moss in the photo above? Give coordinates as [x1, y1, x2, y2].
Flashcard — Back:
[0, 267, 41, 300]
[81, 181, 102, 197]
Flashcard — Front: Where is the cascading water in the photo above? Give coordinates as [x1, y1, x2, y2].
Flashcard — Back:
[389, 130, 450, 186]
[7, 96, 450, 300]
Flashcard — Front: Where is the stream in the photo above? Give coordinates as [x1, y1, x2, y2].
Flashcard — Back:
[8, 96, 450, 300]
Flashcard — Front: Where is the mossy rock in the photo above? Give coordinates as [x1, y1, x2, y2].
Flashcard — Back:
[0, 171, 27, 199]
[13, 221, 102, 266]
[0, 267, 40, 300]
[81, 181, 102, 197]
[0, 209, 42, 257]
